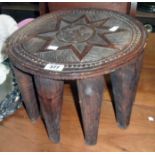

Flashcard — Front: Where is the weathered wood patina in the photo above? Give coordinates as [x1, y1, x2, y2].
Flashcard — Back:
[6, 8, 147, 145]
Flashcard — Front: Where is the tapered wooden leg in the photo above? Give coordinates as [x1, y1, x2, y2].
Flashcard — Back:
[110, 54, 144, 128]
[34, 76, 64, 143]
[77, 76, 104, 145]
[12, 66, 40, 121]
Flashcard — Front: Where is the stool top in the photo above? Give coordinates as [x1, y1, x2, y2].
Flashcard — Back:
[7, 8, 147, 80]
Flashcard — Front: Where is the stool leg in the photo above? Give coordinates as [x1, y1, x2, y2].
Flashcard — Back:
[110, 54, 144, 128]
[77, 76, 104, 145]
[34, 76, 64, 143]
[12, 66, 40, 121]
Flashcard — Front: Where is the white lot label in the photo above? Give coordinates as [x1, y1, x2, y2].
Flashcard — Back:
[109, 26, 119, 32]
[47, 45, 58, 50]
[44, 63, 64, 71]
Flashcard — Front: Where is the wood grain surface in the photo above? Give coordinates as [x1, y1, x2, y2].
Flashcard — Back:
[0, 33, 155, 152]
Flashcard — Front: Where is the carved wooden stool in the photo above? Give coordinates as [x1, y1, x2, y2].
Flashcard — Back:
[6, 8, 147, 145]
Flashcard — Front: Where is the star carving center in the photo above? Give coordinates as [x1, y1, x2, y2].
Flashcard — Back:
[36, 15, 126, 61]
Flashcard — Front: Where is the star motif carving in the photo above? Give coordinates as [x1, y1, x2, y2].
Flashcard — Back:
[32, 14, 127, 61]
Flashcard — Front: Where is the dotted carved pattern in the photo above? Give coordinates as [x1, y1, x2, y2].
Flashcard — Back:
[7, 9, 146, 79]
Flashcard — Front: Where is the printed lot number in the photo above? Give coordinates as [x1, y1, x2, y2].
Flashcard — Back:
[44, 63, 64, 72]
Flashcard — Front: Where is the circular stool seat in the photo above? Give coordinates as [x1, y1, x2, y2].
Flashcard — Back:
[6, 8, 147, 145]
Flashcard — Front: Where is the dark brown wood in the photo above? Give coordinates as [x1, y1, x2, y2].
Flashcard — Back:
[46, 2, 137, 16]
[110, 53, 144, 128]
[34, 76, 64, 143]
[7, 8, 147, 80]
[12, 66, 40, 121]
[77, 76, 104, 145]
[0, 31, 155, 151]
[39, 2, 49, 15]
[6, 8, 147, 145]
